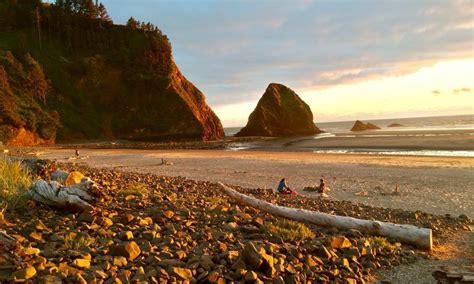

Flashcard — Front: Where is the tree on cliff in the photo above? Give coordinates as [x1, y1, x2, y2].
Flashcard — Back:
[126, 17, 140, 30]
[25, 54, 50, 104]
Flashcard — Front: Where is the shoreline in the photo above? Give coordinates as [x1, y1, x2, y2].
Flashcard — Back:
[21, 148, 474, 218]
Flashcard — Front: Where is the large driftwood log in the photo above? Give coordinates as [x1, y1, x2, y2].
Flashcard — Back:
[218, 182, 432, 250]
[28, 178, 95, 211]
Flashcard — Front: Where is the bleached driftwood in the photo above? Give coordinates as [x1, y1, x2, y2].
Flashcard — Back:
[28, 178, 95, 211]
[218, 182, 432, 250]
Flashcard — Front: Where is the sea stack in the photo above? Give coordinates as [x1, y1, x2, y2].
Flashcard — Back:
[350, 120, 381, 131]
[236, 83, 321, 137]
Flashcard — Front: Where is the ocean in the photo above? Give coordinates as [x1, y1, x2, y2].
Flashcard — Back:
[224, 114, 474, 157]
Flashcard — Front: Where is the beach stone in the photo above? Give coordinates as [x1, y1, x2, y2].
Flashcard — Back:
[170, 267, 193, 280]
[273, 276, 285, 284]
[73, 273, 88, 284]
[12, 266, 36, 280]
[72, 258, 90, 269]
[330, 236, 352, 249]
[29, 231, 42, 241]
[120, 230, 134, 240]
[138, 216, 153, 226]
[163, 210, 175, 219]
[77, 212, 95, 223]
[241, 242, 275, 276]
[242, 242, 263, 269]
[37, 275, 62, 284]
[23, 246, 40, 255]
[131, 267, 146, 282]
[245, 270, 258, 281]
[120, 214, 135, 224]
[34, 220, 50, 231]
[109, 241, 141, 260]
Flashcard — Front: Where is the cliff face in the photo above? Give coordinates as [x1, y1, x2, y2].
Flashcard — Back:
[350, 120, 381, 131]
[0, 1, 223, 145]
[236, 83, 321, 137]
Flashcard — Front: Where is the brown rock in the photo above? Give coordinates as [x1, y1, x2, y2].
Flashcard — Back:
[119, 231, 134, 241]
[37, 275, 62, 284]
[163, 211, 175, 219]
[12, 267, 36, 280]
[170, 267, 193, 280]
[109, 241, 141, 260]
[350, 120, 380, 131]
[77, 212, 95, 223]
[387, 123, 404, 127]
[330, 236, 353, 249]
[112, 256, 128, 267]
[236, 83, 321, 137]
[244, 270, 258, 281]
[72, 258, 91, 269]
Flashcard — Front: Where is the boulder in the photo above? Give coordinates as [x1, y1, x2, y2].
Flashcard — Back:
[236, 83, 321, 137]
[350, 120, 381, 131]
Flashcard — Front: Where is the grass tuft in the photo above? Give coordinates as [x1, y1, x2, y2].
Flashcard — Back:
[262, 218, 315, 242]
[0, 159, 32, 209]
[118, 182, 149, 197]
[62, 232, 96, 250]
[361, 236, 401, 251]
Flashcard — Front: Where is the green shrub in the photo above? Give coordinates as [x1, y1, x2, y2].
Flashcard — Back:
[262, 218, 315, 242]
[0, 158, 32, 209]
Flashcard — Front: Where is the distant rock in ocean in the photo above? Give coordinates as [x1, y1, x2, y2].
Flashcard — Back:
[387, 123, 404, 127]
[236, 83, 321, 137]
[350, 120, 381, 131]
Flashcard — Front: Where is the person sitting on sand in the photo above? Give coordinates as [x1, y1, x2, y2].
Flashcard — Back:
[277, 178, 296, 195]
[318, 178, 330, 197]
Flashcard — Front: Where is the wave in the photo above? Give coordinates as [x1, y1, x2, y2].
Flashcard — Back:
[312, 149, 474, 157]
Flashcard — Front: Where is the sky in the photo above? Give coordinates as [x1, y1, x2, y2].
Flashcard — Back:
[93, 0, 472, 126]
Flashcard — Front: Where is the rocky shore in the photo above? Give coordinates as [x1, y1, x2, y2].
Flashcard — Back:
[1, 163, 471, 283]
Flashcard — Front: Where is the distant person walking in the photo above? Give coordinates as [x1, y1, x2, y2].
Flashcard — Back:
[277, 178, 297, 195]
[75, 149, 80, 158]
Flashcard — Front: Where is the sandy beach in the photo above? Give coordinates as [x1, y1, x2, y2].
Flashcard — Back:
[32, 148, 474, 218]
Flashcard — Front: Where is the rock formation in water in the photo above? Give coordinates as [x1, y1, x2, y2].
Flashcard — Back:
[236, 83, 321, 137]
[0, 2, 224, 146]
[387, 123, 404, 127]
[350, 120, 381, 131]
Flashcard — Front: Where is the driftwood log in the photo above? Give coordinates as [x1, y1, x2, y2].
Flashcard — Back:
[218, 182, 432, 250]
[28, 178, 95, 211]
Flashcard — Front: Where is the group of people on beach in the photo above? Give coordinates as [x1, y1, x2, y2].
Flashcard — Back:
[277, 178, 329, 197]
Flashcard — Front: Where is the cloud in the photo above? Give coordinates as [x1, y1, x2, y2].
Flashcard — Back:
[102, 0, 474, 107]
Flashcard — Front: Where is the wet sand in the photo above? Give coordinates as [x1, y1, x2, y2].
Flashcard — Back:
[235, 129, 474, 151]
[35, 148, 474, 217]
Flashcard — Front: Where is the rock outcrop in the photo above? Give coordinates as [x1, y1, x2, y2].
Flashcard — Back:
[350, 121, 381, 131]
[236, 83, 321, 137]
[387, 123, 404, 128]
[0, 3, 224, 145]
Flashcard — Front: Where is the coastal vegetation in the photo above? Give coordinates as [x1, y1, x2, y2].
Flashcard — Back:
[0, 158, 32, 209]
[0, 0, 223, 145]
